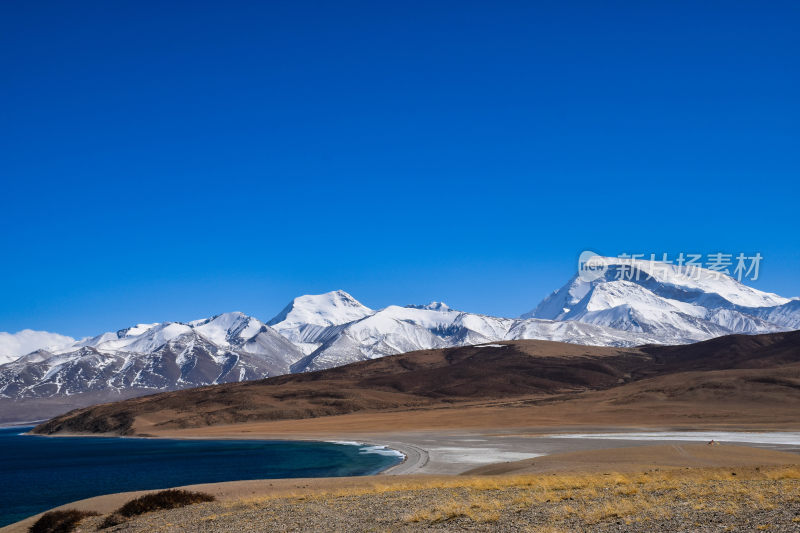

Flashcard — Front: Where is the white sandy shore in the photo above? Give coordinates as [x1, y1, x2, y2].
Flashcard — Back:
[354, 429, 800, 475]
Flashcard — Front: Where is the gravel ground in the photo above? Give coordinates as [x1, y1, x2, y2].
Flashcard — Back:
[80, 494, 800, 532]
[78, 468, 800, 533]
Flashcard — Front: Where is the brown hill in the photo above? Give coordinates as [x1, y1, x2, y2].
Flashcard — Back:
[638, 330, 800, 372]
[33, 330, 800, 436]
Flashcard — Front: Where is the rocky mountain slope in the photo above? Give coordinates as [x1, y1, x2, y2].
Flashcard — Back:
[0, 313, 302, 420]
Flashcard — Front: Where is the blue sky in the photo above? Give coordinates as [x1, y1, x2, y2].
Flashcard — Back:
[1, 1, 798, 337]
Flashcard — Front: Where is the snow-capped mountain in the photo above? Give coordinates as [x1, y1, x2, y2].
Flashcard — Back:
[0, 312, 302, 402]
[0, 330, 75, 365]
[289, 305, 450, 372]
[525, 257, 795, 343]
[284, 295, 664, 372]
[268, 290, 373, 354]
[1, 259, 797, 422]
[747, 299, 800, 330]
[280, 259, 799, 371]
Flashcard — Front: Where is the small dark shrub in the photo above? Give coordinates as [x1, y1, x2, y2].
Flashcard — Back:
[30, 509, 100, 533]
[116, 489, 215, 517]
[96, 513, 125, 530]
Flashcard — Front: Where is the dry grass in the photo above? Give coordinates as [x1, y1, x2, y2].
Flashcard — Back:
[220, 465, 800, 528]
[402, 493, 505, 523]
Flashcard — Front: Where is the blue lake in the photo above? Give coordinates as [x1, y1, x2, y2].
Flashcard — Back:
[0, 426, 402, 527]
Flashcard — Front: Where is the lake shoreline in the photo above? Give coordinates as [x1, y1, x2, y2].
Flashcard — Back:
[26, 424, 800, 475]
[0, 428, 402, 530]
[4, 436, 800, 533]
[8, 420, 800, 531]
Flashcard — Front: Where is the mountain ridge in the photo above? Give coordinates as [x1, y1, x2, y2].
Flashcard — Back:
[0, 312, 304, 422]
[32, 329, 800, 437]
[2, 257, 799, 422]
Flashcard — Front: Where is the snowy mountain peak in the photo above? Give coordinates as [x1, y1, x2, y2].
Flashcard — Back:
[266, 291, 375, 355]
[601, 256, 784, 307]
[190, 312, 263, 347]
[528, 256, 788, 321]
[116, 323, 159, 338]
[193, 311, 251, 329]
[523, 256, 796, 344]
[268, 290, 373, 329]
[46, 312, 278, 358]
[407, 302, 452, 312]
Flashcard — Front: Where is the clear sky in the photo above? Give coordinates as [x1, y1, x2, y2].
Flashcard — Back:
[1, 1, 798, 337]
